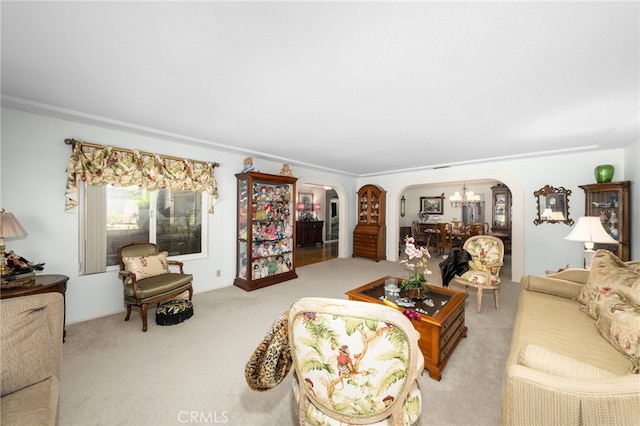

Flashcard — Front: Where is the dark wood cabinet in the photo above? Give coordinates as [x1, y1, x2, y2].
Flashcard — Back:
[353, 184, 386, 261]
[491, 183, 512, 254]
[579, 181, 631, 261]
[234, 171, 298, 291]
[296, 221, 324, 247]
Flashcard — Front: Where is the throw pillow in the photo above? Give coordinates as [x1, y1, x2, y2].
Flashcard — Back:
[577, 250, 640, 319]
[122, 251, 170, 280]
[517, 344, 617, 379]
[596, 294, 640, 374]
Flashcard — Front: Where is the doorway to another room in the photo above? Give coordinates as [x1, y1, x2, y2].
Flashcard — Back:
[295, 186, 339, 267]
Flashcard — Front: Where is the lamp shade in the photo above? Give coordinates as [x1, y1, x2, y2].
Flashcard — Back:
[313, 203, 321, 211]
[542, 208, 553, 219]
[0, 209, 28, 239]
[297, 203, 306, 211]
[564, 216, 617, 245]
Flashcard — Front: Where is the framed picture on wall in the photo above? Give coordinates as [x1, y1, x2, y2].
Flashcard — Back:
[299, 192, 313, 211]
[420, 196, 443, 215]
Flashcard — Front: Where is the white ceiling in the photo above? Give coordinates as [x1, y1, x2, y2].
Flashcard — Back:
[2, 1, 638, 176]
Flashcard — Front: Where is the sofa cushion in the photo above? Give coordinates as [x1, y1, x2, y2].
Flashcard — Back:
[577, 250, 640, 319]
[509, 288, 632, 375]
[122, 251, 170, 280]
[596, 294, 640, 373]
[518, 344, 617, 379]
[1, 301, 54, 396]
[0, 376, 59, 426]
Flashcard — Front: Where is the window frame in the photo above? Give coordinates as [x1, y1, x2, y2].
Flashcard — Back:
[78, 182, 208, 274]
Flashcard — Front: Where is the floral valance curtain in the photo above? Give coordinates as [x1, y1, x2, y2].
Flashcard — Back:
[64, 139, 220, 213]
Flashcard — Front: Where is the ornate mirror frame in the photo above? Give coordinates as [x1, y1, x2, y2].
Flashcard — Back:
[534, 185, 574, 226]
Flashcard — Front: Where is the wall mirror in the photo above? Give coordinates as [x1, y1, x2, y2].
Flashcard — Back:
[534, 185, 574, 226]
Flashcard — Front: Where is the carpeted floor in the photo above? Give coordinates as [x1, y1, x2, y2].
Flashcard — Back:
[60, 255, 518, 425]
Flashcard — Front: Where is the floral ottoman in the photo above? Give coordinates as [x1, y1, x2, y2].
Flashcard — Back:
[156, 299, 194, 326]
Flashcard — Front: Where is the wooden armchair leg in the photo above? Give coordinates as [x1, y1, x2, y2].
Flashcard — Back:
[493, 289, 500, 310]
[140, 303, 149, 332]
[125, 305, 132, 321]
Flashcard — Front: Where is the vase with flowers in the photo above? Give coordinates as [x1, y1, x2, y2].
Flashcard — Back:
[399, 235, 432, 299]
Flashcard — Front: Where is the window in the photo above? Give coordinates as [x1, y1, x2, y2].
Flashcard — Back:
[81, 184, 206, 274]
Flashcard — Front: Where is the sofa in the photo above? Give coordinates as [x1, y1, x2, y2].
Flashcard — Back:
[502, 250, 640, 425]
[1, 292, 64, 426]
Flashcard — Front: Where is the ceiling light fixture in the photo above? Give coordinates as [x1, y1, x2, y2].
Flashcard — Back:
[449, 182, 481, 208]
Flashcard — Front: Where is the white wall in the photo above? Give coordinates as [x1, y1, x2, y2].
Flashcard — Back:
[360, 148, 633, 282]
[2, 107, 637, 324]
[0, 108, 356, 324]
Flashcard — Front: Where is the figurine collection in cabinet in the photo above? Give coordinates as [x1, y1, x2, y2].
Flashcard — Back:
[235, 171, 298, 291]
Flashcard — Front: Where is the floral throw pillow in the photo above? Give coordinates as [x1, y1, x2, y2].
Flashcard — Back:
[123, 251, 169, 280]
[577, 250, 640, 319]
[596, 293, 640, 374]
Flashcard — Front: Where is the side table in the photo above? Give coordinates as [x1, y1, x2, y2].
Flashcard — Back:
[1, 274, 69, 341]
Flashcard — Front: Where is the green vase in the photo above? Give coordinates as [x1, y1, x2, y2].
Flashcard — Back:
[594, 165, 614, 183]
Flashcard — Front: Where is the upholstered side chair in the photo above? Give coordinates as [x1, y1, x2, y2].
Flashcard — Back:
[288, 297, 424, 425]
[449, 235, 504, 313]
[117, 242, 193, 331]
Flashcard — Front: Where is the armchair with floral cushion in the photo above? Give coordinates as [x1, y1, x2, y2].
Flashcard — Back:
[450, 235, 504, 313]
[288, 297, 424, 425]
[117, 242, 193, 331]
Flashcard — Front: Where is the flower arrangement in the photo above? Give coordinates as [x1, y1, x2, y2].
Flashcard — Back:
[399, 235, 432, 294]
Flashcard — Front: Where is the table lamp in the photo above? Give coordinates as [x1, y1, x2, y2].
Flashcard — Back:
[0, 209, 29, 275]
[564, 216, 617, 269]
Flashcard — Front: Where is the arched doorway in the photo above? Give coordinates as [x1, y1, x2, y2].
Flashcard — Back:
[387, 172, 524, 283]
[295, 177, 350, 265]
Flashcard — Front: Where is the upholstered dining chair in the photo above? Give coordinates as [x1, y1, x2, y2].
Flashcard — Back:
[117, 242, 193, 331]
[288, 297, 424, 425]
[449, 235, 504, 313]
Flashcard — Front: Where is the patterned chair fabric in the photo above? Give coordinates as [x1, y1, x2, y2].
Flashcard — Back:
[450, 235, 504, 313]
[288, 297, 423, 425]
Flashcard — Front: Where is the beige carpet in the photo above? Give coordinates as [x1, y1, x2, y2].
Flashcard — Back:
[60, 255, 519, 425]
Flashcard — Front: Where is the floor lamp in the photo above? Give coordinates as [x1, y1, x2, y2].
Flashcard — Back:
[564, 216, 618, 269]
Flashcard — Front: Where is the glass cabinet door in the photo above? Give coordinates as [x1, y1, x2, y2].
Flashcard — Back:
[586, 190, 620, 240]
[494, 193, 506, 227]
[580, 181, 630, 261]
[249, 180, 294, 279]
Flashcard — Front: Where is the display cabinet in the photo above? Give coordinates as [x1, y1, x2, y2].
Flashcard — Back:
[234, 172, 298, 291]
[352, 184, 386, 261]
[579, 181, 630, 261]
[491, 183, 512, 254]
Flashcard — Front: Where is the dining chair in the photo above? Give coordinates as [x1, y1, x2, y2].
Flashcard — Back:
[411, 221, 431, 247]
[435, 222, 453, 255]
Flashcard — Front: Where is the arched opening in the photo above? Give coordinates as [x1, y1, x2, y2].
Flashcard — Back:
[387, 172, 524, 283]
[295, 177, 350, 265]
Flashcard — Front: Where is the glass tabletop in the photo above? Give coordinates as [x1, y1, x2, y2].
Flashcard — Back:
[359, 278, 452, 317]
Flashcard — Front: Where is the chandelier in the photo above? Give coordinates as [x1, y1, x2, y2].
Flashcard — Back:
[449, 182, 481, 208]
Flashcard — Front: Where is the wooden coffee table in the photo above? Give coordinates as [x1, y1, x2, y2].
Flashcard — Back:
[346, 276, 468, 380]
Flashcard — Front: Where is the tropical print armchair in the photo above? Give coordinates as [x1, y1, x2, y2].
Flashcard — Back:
[450, 235, 504, 313]
[288, 297, 423, 425]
